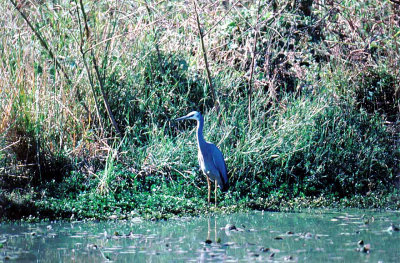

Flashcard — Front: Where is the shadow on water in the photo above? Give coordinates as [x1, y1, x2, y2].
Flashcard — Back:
[1, 210, 400, 262]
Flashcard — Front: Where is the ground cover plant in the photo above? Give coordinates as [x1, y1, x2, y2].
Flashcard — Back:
[0, 0, 399, 220]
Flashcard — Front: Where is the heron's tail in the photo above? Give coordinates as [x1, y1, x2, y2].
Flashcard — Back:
[219, 180, 229, 192]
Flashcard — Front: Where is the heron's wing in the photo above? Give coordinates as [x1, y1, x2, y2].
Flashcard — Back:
[209, 144, 229, 191]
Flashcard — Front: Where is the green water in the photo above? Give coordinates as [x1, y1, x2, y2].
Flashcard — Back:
[1, 210, 400, 262]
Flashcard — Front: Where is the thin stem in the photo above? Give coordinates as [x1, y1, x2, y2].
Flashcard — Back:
[248, 0, 261, 127]
[9, 0, 90, 116]
[193, 0, 219, 113]
[79, 0, 122, 138]
[145, 1, 165, 74]
[75, 0, 104, 133]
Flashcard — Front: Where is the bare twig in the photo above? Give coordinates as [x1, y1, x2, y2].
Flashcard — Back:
[0, 139, 20, 152]
[193, 0, 219, 113]
[203, 0, 242, 37]
[145, 0, 165, 74]
[101, 2, 120, 81]
[248, 0, 262, 127]
[9, 0, 90, 116]
[79, 0, 122, 138]
[9, 1, 64, 80]
[75, 0, 104, 134]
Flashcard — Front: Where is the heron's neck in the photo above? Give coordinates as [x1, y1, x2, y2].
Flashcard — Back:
[196, 116, 206, 150]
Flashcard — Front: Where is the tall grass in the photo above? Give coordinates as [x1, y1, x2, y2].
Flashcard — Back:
[0, 0, 399, 216]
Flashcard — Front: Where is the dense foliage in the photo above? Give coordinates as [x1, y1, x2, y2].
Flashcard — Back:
[0, 0, 399, 220]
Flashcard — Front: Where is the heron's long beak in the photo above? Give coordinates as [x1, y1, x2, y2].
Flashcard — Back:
[175, 113, 193, 121]
[175, 115, 188, 121]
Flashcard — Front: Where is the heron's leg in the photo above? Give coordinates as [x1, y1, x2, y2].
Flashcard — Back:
[207, 177, 211, 203]
[214, 180, 217, 207]
[207, 217, 211, 241]
[214, 217, 217, 242]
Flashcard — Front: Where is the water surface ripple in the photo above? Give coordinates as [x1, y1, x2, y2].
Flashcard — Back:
[1, 210, 400, 262]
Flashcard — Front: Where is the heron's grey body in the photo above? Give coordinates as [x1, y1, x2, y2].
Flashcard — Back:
[176, 111, 229, 203]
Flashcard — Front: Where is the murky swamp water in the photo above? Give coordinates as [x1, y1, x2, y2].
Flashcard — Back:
[1, 210, 400, 262]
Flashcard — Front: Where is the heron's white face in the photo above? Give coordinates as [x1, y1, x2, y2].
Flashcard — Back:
[176, 111, 202, 121]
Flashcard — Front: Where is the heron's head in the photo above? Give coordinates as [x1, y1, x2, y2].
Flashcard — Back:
[175, 111, 202, 122]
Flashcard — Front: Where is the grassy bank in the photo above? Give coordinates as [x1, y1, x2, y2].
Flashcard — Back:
[1, 0, 399, 220]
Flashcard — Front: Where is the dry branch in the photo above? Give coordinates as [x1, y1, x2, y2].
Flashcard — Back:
[9, 0, 90, 116]
[78, 0, 122, 138]
[248, 0, 262, 127]
[193, 0, 219, 113]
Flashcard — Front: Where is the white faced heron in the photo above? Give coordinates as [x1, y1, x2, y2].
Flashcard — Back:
[176, 111, 229, 205]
